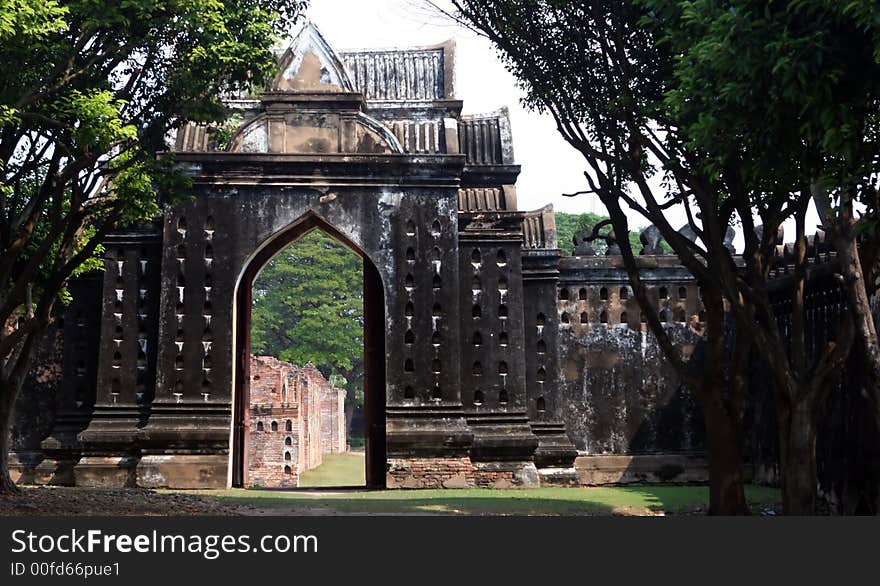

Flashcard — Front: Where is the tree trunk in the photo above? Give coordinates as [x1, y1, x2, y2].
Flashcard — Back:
[698, 284, 750, 515]
[826, 231, 880, 513]
[0, 379, 19, 494]
[779, 399, 818, 514]
[836, 232, 880, 423]
[703, 402, 750, 514]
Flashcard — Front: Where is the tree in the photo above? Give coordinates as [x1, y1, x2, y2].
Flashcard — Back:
[0, 0, 308, 493]
[251, 230, 365, 408]
[442, 0, 880, 514]
[441, 0, 758, 514]
[643, 0, 880, 514]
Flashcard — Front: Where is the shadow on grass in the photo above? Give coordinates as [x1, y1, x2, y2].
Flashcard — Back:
[210, 485, 781, 516]
[218, 494, 620, 515]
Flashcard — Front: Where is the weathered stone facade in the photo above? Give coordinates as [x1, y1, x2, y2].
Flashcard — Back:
[247, 356, 345, 488]
[10, 23, 719, 490]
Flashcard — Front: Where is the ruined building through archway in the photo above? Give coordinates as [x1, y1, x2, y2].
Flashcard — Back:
[235, 218, 386, 488]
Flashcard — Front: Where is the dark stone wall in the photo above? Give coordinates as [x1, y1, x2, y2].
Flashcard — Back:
[146, 163, 462, 413]
[11, 328, 62, 453]
[549, 256, 706, 454]
[457, 216, 528, 411]
[12, 274, 102, 458]
[556, 323, 704, 453]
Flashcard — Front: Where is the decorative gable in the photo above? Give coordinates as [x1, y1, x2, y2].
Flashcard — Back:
[272, 22, 354, 93]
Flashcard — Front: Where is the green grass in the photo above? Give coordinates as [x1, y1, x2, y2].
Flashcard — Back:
[299, 452, 365, 487]
[196, 484, 780, 516]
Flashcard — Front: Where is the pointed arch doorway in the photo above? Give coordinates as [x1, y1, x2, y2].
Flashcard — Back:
[231, 212, 386, 488]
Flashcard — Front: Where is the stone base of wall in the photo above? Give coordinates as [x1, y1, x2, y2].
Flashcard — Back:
[386, 456, 475, 489]
[537, 466, 580, 487]
[8, 452, 77, 486]
[10, 452, 229, 489]
[136, 455, 228, 489]
[73, 456, 139, 488]
[575, 453, 710, 485]
[472, 460, 540, 488]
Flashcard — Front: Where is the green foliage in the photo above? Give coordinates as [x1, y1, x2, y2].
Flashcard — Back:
[0, 0, 308, 339]
[251, 230, 364, 403]
[0, 0, 68, 43]
[641, 0, 880, 215]
[213, 113, 244, 151]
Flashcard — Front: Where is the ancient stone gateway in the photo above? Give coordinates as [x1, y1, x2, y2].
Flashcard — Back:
[26, 23, 575, 489]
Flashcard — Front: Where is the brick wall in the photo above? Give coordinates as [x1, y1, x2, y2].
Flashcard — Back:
[320, 386, 346, 453]
[247, 356, 347, 488]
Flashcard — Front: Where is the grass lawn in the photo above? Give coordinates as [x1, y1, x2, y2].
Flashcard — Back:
[299, 452, 365, 487]
[198, 483, 780, 516]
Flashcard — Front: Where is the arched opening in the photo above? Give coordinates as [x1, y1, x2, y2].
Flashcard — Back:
[232, 212, 386, 489]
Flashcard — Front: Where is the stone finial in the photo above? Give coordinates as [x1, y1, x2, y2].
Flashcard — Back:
[723, 226, 736, 253]
[814, 229, 827, 254]
[678, 224, 699, 243]
[639, 225, 664, 255]
[805, 233, 817, 258]
[756, 224, 784, 246]
[605, 229, 621, 256]
[572, 233, 596, 256]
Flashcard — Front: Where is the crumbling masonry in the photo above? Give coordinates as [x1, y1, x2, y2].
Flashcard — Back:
[247, 356, 346, 488]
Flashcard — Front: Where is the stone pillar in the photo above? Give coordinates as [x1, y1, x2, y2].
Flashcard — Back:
[34, 275, 103, 485]
[385, 193, 476, 489]
[75, 226, 163, 487]
[521, 248, 578, 484]
[135, 203, 231, 489]
[456, 213, 540, 488]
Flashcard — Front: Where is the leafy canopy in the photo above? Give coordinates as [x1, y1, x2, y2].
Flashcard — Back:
[642, 0, 880, 220]
[0, 0, 307, 352]
[251, 230, 364, 401]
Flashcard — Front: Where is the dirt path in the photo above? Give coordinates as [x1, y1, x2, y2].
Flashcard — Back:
[0, 487, 254, 516]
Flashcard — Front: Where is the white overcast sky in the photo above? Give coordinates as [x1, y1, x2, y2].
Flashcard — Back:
[305, 0, 818, 247]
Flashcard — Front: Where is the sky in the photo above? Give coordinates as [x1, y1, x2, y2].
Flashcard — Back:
[304, 0, 819, 248]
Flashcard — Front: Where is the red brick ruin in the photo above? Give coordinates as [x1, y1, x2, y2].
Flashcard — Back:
[247, 356, 346, 487]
